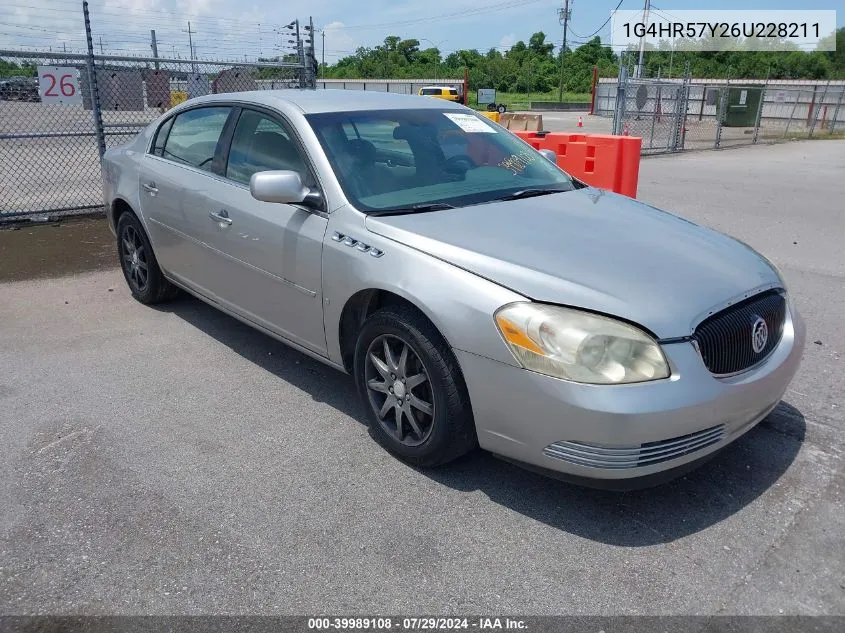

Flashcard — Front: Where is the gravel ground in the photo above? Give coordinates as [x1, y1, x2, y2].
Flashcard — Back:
[0, 140, 843, 616]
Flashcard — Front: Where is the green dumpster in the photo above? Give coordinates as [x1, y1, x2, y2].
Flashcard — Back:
[721, 87, 763, 127]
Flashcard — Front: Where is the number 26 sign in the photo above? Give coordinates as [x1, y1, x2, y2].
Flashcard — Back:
[37, 66, 82, 104]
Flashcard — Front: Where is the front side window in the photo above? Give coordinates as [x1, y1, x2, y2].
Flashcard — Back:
[306, 108, 575, 212]
[161, 106, 231, 171]
[226, 109, 313, 186]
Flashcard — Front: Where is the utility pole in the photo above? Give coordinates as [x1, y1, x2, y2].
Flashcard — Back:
[321, 30, 326, 79]
[636, 0, 650, 78]
[527, 56, 532, 105]
[308, 16, 316, 88]
[150, 29, 159, 69]
[557, 1, 571, 103]
[99, 35, 104, 55]
[668, 38, 674, 79]
[294, 19, 303, 86]
[185, 21, 196, 72]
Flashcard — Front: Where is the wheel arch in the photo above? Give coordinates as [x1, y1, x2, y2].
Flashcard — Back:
[337, 288, 454, 375]
[110, 197, 136, 229]
[110, 197, 158, 255]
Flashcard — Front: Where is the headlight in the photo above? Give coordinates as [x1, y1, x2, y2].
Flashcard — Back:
[494, 303, 670, 384]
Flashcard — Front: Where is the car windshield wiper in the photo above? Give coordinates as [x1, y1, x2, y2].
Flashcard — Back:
[367, 202, 456, 217]
[494, 187, 572, 201]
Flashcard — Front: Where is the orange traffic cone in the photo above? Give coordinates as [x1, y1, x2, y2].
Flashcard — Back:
[577, 116, 583, 128]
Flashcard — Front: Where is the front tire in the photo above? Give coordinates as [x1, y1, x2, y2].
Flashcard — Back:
[116, 211, 179, 304]
[354, 305, 477, 467]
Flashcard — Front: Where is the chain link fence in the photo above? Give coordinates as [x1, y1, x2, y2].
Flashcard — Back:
[1, 52, 310, 220]
[1, 0, 314, 222]
[608, 74, 845, 155]
[611, 78, 687, 154]
[1, 52, 99, 218]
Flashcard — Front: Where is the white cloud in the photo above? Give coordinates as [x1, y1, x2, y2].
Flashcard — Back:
[321, 20, 360, 62]
[2, 0, 562, 59]
[499, 33, 516, 50]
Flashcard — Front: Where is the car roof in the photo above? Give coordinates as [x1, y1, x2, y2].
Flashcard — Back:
[184, 89, 468, 114]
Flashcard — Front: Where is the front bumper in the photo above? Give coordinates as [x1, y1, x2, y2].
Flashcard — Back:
[456, 306, 806, 485]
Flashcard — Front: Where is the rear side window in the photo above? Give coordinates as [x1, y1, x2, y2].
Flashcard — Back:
[151, 117, 174, 156]
[420, 88, 439, 95]
[161, 106, 231, 171]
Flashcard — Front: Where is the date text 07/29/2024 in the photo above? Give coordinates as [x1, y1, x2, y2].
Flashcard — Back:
[307, 617, 527, 630]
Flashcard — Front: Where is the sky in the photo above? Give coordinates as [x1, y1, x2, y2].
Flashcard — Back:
[1, 0, 842, 63]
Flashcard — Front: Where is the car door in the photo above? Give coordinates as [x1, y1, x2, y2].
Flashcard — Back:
[194, 107, 329, 354]
[139, 105, 234, 297]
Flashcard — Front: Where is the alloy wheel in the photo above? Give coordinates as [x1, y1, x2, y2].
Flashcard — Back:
[364, 334, 436, 447]
[120, 224, 149, 294]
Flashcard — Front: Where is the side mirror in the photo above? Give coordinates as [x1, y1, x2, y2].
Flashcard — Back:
[538, 148, 557, 164]
[250, 170, 310, 204]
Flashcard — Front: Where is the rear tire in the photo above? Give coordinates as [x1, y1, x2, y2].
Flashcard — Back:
[353, 305, 477, 467]
[116, 211, 179, 305]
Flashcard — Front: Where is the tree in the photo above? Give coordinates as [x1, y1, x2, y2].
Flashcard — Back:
[528, 32, 554, 58]
[0, 59, 36, 77]
[319, 28, 845, 95]
[397, 39, 420, 64]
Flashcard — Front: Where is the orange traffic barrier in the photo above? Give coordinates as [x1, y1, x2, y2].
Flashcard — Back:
[512, 131, 642, 198]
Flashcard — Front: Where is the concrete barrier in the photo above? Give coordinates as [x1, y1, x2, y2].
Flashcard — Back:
[499, 112, 544, 131]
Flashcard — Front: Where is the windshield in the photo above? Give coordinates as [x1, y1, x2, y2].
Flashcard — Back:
[305, 108, 575, 213]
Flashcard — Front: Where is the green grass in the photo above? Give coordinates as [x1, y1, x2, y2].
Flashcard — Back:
[467, 90, 591, 111]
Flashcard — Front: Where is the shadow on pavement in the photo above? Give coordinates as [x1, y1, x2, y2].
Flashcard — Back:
[162, 292, 805, 547]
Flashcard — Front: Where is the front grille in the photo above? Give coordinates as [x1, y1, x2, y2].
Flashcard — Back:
[692, 290, 786, 376]
[543, 424, 726, 469]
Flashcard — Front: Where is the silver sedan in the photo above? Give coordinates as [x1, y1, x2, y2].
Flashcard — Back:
[102, 90, 805, 488]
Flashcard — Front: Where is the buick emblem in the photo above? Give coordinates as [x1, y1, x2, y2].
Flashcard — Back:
[751, 317, 768, 354]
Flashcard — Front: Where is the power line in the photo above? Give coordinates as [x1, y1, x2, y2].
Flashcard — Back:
[557, 1, 571, 102]
[567, 0, 624, 40]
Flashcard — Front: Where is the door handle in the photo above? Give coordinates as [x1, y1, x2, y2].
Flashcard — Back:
[208, 210, 232, 225]
[142, 182, 158, 194]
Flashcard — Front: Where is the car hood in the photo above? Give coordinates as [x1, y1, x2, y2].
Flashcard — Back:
[363, 189, 782, 339]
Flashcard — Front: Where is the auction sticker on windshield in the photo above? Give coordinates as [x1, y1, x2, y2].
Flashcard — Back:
[443, 113, 496, 133]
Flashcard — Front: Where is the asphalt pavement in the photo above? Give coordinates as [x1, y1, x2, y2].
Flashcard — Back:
[0, 140, 843, 615]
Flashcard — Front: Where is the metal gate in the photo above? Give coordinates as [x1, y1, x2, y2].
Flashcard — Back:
[613, 77, 688, 154]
